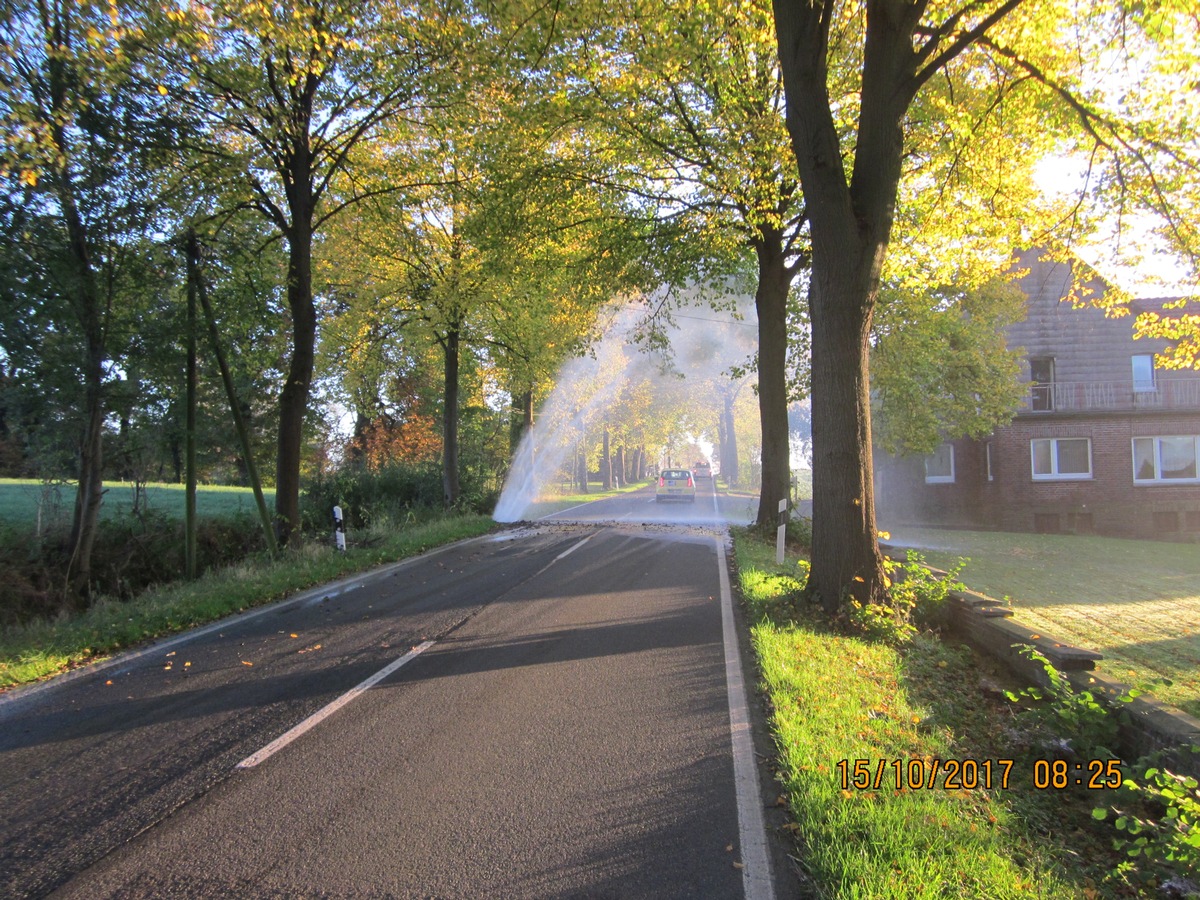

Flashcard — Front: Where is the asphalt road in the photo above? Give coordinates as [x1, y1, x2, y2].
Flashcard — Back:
[1, 481, 785, 899]
[540, 477, 758, 528]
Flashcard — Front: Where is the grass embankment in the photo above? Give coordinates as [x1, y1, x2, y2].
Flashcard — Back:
[734, 530, 1121, 898]
[888, 527, 1200, 718]
[0, 514, 496, 690]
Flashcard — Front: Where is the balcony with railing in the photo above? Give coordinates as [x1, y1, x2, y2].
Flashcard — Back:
[1021, 377, 1200, 414]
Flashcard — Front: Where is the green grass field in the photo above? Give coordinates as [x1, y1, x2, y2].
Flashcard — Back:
[0, 479, 274, 528]
[888, 526, 1200, 717]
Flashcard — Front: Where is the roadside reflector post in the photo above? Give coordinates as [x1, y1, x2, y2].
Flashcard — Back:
[776, 498, 787, 565]
[333, 505, 347, 553]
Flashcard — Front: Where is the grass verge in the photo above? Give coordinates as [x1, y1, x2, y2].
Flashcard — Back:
[886, 526, 1200, 717]
[734, 528, 1128, 898]
[0, 513, 496, 690]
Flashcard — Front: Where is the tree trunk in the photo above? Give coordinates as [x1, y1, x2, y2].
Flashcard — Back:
[602, 428, 612, 489]
[753, 231, 792, 529]
[442, 322, 461, 507]
[348, 411, 371, 469]
[614, 444, 625, 487]
[233, 399, 254, 485]
[773, 0, 914, 611]
[721, 391, 739, 485]
[60, 186, 104, 599]
[68, 359, 104, 598]
[274, 221, 316, 546]
[170, 429, 182, 483]
[185, 235, 198, 580]
[806, 268, 886, 611]
[576, 445, 589, 493]
[509, 387, 532, 457]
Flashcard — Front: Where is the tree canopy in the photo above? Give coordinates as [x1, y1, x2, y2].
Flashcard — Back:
[0, 0, 1196, 603]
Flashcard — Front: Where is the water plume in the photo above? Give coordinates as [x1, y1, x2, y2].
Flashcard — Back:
[493, 292, 757, 523]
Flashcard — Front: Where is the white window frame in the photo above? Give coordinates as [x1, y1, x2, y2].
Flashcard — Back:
[985, 442, 994, 482]
[1132, 435, 1200, 484]
[1030, 437, 1093, 481]
[924, 443, 955, 483]
[1132, 354, 1157, 393]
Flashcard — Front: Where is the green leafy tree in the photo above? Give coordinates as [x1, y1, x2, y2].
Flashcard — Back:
[167, 0, 453, 541]
[871, 280, 1027, 455]
[569, 0, 809, 528]
[771, 0, 1200, 611]
[0, 0, 178, 593]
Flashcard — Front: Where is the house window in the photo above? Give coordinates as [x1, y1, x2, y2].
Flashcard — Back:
[924, 443, 955, 483]
[985, 442, 994, 482]
[1132, 354, 1157, 392]
[1133, 436, 1200, 483]
[1030, 357, 1055, 411]
[1031, 437, 1092, 480]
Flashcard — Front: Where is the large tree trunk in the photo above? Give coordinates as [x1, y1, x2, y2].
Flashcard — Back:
[274, 221, 316, 546]
[442, 322, 461, 507]
[753, 231, 792, 529]
[774, 0, 915, 611]
[806, 266, 887, 611]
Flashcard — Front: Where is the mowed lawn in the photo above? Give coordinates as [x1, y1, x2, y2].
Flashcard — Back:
[0, 478, 273, 527]
[888, 526, 1200, 718]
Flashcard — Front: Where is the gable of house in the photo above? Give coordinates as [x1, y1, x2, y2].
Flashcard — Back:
[874, 249, 1200, 540]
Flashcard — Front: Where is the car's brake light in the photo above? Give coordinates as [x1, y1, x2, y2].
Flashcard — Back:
[658, 476, 665, 487]
[687, 475, 694, 487]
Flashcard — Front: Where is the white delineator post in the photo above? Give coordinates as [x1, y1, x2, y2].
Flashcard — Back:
[333, 505, 347, 553]
[776, 498, 787, 565]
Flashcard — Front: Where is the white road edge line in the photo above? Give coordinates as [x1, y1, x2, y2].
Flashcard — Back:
[555, 534, 594, 560]
[716, 537, 776, 900]
[236, 640, 436, 770]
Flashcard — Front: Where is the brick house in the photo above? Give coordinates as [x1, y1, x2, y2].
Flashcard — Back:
[874, 251, 1200, 539]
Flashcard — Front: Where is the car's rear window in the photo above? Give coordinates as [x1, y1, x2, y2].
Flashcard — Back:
[662, 470, 690, 479]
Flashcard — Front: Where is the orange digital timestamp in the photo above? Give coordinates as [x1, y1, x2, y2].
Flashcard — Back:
[836, 758, 1014, 791]
[1032, 758, 1123, 790]
[835, 758, 1125, 791]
